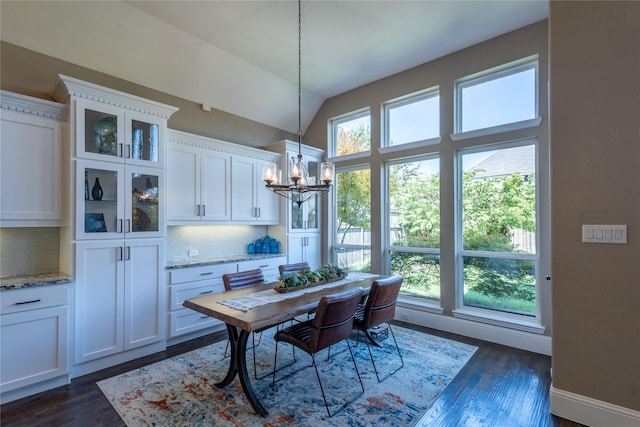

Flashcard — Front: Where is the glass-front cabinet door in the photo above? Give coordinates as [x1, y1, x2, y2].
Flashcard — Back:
[75, 99, 164, 167]
[77, 160, 163, 239]
[289, 157, 320, 232]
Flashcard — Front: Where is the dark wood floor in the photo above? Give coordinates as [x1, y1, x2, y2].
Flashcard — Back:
[1, 323, 584, 427]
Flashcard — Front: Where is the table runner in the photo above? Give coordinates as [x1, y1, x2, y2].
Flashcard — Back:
[217, 272, 377, 312]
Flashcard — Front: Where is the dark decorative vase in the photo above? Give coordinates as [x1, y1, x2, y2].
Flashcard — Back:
[92, 178, 103, 201]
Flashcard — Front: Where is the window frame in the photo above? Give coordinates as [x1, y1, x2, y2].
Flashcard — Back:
[454, 56, 539, 134]
[331, 163, 372, 272]
[382, 87, 440, 149]
[453, 139, 544, 330]
[329, 108, 371, 159]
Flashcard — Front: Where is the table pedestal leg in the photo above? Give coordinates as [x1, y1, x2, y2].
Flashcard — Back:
[215, 324, 268, 417]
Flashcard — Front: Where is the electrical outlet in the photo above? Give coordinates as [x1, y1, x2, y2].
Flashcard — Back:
[188, 249, 199, 256]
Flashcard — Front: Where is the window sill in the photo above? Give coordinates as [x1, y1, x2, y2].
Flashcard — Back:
[452, 308, 545, 334]
[378, 137, 442, 155]
[397, 296, 444, 315]
[450, 117, 543, 141]
[326, 150, 371, 163]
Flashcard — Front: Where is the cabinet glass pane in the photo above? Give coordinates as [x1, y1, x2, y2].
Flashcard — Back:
[292, 202, 303, 229]
[307, 195, 318, 229]
[84, 167, 118, 233]
[85, 109, 118, 157]
[131, 172, 159, 232]
[131, 120, 159, 162]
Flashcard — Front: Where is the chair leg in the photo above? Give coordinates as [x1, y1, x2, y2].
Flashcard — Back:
[364, 323, 404, 382]
[313, 340, 365, 418]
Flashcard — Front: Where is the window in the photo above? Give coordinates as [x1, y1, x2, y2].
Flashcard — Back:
[330, 110, 371, 157]
[333, 166, 371, 272]
[387, 156, 440, 300]
[456, 58, 537, 133]
[458, 142, 537, 317]
[385, 89, 439, 146]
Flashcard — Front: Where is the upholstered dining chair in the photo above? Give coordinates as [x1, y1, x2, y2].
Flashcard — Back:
[278, 262, 310, 275]
[221, 269, 266, 377]
[272, 287, 365, 417]
[353, 275, 404, 382]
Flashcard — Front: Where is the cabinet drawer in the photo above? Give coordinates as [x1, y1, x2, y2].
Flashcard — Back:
[1, 285, 68, 315]
[169, 281, 225, 311]
[169, 263, 232, 285]
[237, 256, 285, 272]
[169, 308, 223, 337]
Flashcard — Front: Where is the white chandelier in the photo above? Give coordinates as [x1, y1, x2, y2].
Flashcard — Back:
[262, 0, 335, 207]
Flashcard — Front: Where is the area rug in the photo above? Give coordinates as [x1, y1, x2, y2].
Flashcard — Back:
[97, 326, 477, 426]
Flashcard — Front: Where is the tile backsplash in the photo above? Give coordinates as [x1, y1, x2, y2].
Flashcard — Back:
[166, 225, 269, 261]
[0, 228, 61, 276]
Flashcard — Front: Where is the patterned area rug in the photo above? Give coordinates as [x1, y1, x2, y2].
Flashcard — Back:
[98, 326, 477, 426]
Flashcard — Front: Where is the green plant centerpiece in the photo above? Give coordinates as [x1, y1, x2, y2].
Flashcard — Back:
[274, 264, 348, 292]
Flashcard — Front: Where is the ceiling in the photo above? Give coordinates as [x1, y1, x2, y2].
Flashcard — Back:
[1, 1, 548, 133]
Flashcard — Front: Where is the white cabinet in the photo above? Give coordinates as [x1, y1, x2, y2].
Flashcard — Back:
[264, 140, 325, 270]
[167, 255, 284, 339]
[167, 140, 230, 222]
[77, 160, 164, 239]
[166, 129, 279, 225]
[0, 91, 66, 227]
[231, 156, 278, 223]
[287, 234, 321, 271]
[0, 285, 70, 403]
[51, 75, 177, 168]
[167, 263, 228, 338]
[75, 239, 164, 365]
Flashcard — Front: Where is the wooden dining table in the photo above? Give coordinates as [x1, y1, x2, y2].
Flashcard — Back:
[183, 275, 376, 417]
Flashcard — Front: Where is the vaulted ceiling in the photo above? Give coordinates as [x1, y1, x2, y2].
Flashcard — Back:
[0, 1, 548, 133]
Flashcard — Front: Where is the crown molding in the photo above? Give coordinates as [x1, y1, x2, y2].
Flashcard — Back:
[0, 90, 68, 121]
[167, 129, 280, 162]
[50, 74, 178, 120]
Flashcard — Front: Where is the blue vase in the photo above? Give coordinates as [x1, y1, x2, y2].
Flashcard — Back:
[247, 243, 255, 254]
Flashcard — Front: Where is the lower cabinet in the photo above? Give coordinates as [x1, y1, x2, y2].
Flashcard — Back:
[168, 255, 285, 338]
[287, 233, 321, 271]
[0, 285, 70, 404]
[75, 239, 164, 367]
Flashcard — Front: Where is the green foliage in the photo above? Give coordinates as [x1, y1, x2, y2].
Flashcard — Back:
[336, 125, 537, 306]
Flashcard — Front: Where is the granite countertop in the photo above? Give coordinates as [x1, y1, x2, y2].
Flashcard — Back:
[166, 253, 285, 270]
[0, 272, 74, 291]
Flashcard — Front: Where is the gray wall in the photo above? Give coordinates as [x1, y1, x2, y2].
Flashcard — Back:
[0, 41, 296, 147]
[549, 1, 640, 413]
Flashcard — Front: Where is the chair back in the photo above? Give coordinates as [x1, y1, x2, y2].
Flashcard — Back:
[361, 275, 403, 329]
[278, 262, 310, 275]
[223, 269, 265, 291]
[310, 287, 363, 353]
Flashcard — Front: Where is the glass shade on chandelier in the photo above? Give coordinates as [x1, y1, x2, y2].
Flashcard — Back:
[262, 155, 334, 207]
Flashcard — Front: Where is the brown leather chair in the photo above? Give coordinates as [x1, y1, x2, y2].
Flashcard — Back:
[278, 262, 310, 275]
[222, 268, 265, 290]
[221, 269, 266, 377]
[272, 287, 364, 417]
[353, 275, 404, 382]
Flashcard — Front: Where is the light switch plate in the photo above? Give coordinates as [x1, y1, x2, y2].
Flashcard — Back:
[582, 225, 627, 244]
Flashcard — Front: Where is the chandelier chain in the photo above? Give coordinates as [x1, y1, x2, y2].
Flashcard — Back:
[298, 0, 302, 150]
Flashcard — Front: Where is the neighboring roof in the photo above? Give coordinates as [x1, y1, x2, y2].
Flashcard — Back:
[469, 145, 535, 178]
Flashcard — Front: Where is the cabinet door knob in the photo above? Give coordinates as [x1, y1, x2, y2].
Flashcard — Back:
[201, 205, 206, 217]
[117, 246, 123, 261]
[126, 219, 131, 233]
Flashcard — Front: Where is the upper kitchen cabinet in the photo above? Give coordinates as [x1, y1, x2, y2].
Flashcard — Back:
[0, 91, 67, 227]
[51, 75, 178, 168]
[166, 130, 279, 225]
[167, 130, 231, 222]
[231, 156, 278, 224]
[77, 160, 164, 240]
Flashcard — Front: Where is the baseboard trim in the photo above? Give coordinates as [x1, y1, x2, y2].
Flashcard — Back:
[550, 385, 640, 427]
[395, 306, 551, 355]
